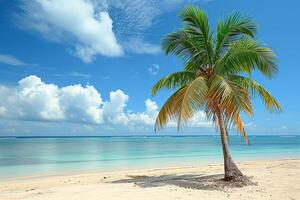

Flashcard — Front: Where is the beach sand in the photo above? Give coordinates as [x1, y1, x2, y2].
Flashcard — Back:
[0, 159, 299, 200]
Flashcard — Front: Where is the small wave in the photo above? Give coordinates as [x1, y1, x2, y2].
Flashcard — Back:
[279, 136, 297, 138]
[0, 137, 17, 140]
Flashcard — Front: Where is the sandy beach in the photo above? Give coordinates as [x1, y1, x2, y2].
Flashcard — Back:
[0, 159, 299, 200]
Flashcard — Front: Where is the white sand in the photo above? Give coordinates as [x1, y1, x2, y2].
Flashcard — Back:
[0, 159, 299, 200]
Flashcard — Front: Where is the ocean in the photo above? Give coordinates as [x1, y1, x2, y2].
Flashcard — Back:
[0, 135, 299, 179]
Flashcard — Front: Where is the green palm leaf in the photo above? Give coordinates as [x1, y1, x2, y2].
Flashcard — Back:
[151, 71, 197, 95]
[180, 5, 214, 64]
[215, 12, 256, 57]
[218, 39, 277, 77]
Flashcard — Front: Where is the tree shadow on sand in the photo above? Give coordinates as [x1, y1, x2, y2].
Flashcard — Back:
[109, 173, 253, 191]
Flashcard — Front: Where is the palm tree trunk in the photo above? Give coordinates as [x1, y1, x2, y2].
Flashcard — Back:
[216, 109, 244, 181]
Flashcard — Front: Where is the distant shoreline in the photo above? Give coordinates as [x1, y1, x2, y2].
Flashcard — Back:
[1, 134, 299, 138]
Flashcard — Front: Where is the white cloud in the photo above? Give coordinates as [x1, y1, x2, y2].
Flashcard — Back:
[148, 64, 160, 75]
[17, 0, 123, 63]
[189, 111, 212, 127]
[0, 75, 102, 123]
[106, 0, 209, 37]
[0, 54, 26, 66]
[127, 99, 159, 126]
[106, 0, 210, 54]
[16, 0, 212, 62]
[0, 75, 211, 130]
[60, 84, 104, 124]
[102, 89, 129, 125]
[101, 91, 159, 127]
[124, 38, 161, 54]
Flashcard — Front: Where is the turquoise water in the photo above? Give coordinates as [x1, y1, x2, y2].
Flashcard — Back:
[0, 135, 299, 179]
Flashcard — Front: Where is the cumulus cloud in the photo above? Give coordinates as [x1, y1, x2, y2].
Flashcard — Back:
[0, 75, 211, 130]
[17, 0, 123, 63]
[16, 0, 211, 62]
[127, 99, 159, 126]
[102, 89, 129, 125]
[0, 75, 102, 123]
[0, 75, 158, 126]
[0, 54, 26, 66]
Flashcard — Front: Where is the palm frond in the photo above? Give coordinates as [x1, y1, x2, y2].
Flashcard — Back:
[151, 71, 197, 95]
[180, 5, 214, 64]
[154, 76, 208, 131]
[177, 76, 208, 129]
[162, 31, 195, 61]
[206, 75, 252, 144]
[217, 39, 277, 78]
[230, 75, 282, 112]
[210, 75, 252, 113]
[234, 114, 249, 144]
[155, 86, 186, 131]
[208, 75, 253, 127]
[215, 12, 256, 57]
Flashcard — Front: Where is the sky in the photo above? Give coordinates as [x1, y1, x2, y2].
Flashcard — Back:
[0, 0, 299, 136]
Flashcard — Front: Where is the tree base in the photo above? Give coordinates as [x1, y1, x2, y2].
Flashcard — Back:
[221, 175, 255, 187]
[223, 157, 244, 181]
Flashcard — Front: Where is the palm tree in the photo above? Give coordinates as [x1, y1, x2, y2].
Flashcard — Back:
[152, 6, 281, 181]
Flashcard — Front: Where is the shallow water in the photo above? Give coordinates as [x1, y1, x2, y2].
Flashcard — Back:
[0, 135, 299, 179]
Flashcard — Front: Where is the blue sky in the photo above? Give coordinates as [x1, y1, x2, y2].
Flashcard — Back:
[0, 0, 299, 136]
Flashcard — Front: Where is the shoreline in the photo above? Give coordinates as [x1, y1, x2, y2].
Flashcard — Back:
[1, 159, 299, 200]
[1, 156, 299, 182]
